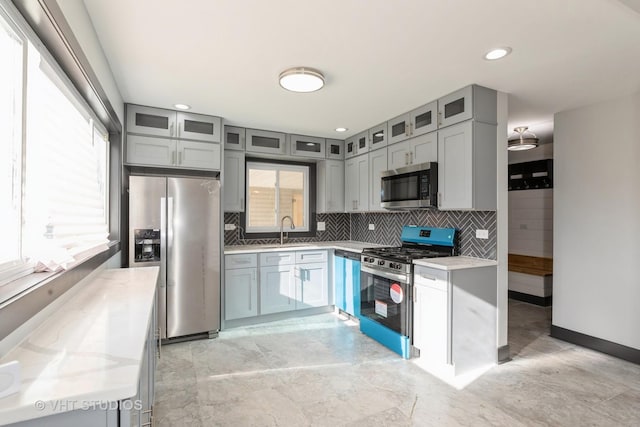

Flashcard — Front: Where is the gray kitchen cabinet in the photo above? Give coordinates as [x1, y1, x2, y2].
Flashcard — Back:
[223, 150, 245, 212]
[260, 264, 297, 315]
[178, 140, 221, 170]
[413, 264, 497, 375]
[126, 135, 220, 171]
[345, 131, 368, 159]
[289, 134, 326, 159]
[126, 135, 174, 167]
[368, 148, 388, 211]
[317, 159, 345, 213]
[345, 153, 369, 212]
[127, 104, 176, 138]
[245, 128, 287, 155]
[437, 85, 497, 129]
[437, 121, 496, 210]
[224, 125, 246, 151]
[296, 262, 328, 308]
[224, 267, 258, 320]
[176, 111, 222, 143]
[325, 139, 344, 160]
[368, 122, 388, 151]
[127, 104, 221, 143]
[388, 101, 438, 145]
[387, 132, 437, 169]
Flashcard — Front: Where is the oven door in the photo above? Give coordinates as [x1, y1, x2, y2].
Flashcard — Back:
[360, 265, 411, 337]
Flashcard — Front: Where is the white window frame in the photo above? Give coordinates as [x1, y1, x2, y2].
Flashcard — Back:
[0, 3, 110, 291]
[245, 162, 310, 233]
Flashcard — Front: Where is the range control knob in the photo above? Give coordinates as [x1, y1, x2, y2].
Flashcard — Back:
[378, 260, 385, 266]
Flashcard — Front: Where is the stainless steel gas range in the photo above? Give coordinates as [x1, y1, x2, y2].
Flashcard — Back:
[359, 226, 457, 358]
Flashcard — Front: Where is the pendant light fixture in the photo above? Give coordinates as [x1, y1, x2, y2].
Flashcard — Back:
[279, 67, 325, 93]
[508, 126, 539, 151]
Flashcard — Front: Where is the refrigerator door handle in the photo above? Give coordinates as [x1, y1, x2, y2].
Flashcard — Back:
[160, 197, 167, 288]
[166, 196, 174, 287]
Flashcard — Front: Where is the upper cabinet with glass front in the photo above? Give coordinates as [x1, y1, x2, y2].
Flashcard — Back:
[127, 104, 221, 143]
[325, 139, 344, 160]
[224, 125, 246, 151]
[437, 85, 497, 129]
[368, 122, 388, 151]
[388, 102, 437, 145]
[289, 134, 326, 159]
[246, 129, 287, 155]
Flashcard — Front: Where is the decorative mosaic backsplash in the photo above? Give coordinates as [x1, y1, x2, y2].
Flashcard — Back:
[224, 212, 350, 246]
[224, 210, 497, 260]
[350, 210, 497, 260]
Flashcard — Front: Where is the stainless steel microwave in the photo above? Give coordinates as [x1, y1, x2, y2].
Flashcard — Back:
[380, 162, 438, 209]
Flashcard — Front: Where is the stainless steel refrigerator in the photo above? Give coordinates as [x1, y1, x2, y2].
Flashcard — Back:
[128, 175, 220, 339]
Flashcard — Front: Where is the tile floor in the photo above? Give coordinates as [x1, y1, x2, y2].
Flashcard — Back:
[155, 300, 640, 426]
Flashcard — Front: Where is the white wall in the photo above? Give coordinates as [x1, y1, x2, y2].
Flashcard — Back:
[56, 0, 124, 123]
[553, 91, 640, 350]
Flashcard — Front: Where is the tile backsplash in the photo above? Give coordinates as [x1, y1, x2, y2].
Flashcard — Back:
[224, 210, 497, 260]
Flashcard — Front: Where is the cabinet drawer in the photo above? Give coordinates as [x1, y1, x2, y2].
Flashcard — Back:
[226, 253, 257, 269]
[295, 250, 327, 264]
[414, 267, 448, 290]
[260, 251, 296, 266]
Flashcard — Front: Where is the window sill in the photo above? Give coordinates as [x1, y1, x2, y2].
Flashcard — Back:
[0, 241, 121, 341]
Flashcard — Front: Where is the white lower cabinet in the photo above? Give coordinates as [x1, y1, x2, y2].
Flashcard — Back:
[224, 250, 330, 322]
[413, 264, 497, 375]
[260, 265, 297, 315]
[224, 267, 258, 320]
[296, 262, 328, 308]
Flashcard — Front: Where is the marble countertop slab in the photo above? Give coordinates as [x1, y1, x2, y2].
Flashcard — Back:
[224, 241, 383, 254]
[413, 256, 498, 271]
[0, 267, 159, 425]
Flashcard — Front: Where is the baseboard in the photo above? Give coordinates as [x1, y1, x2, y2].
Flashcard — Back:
[550, 325, 640, 365]
[509, 290, 552, 306]
[498, 344, 511, 364]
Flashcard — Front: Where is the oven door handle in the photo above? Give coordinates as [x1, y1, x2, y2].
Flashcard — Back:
[361, 265, 410, 284]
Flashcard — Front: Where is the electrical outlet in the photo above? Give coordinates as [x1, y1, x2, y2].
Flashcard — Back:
[317, 221, 326, 231]
[368, 223, 375, 231]
[224, 223, 237, 231]
[475, 229, 489, 239]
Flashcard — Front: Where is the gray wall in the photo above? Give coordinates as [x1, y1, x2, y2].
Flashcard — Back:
[553, 90, 640, 350]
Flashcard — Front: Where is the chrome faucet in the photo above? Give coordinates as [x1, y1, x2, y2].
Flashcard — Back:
[280, 215, 295, 245]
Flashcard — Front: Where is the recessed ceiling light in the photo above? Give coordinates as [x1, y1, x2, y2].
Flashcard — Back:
[484, 47, 512, 61]
[279, 67, 325, 93]
[335, 127, 348, 132]
[174, 103, 191, 110]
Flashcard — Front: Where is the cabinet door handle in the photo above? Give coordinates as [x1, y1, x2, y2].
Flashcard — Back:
[410, 122, 414, 136]
[437, 111, 443, 127]
[172, 151, 176, 165]
[240, 197, 244, 211]
[405, 122, 410, 137]
[178, 122, 181, 137]
[420, 274, 437, 281]
[437, 192, 442, 208]
[178, 152, 182, 165]
[409, 152, 413, 164]
[169, 123, 174, 137]
[157, 327, 162, 359]
[404, 152, 408, 166]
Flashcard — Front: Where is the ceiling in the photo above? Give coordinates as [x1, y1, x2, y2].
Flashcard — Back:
[82, 0, 640, 144]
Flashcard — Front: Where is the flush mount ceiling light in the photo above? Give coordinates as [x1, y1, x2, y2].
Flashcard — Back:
[174, 103, 191, 110]
[508, 126, 539, 151]
[484, 47, 512, 60]
[279, 67, 325, 93]
[335, 127, 348, 132]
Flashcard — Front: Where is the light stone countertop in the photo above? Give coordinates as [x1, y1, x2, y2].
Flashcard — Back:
[0, 267, 159, 425]
[224, 241, 384, 255]
[413, 256, 498, 271]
